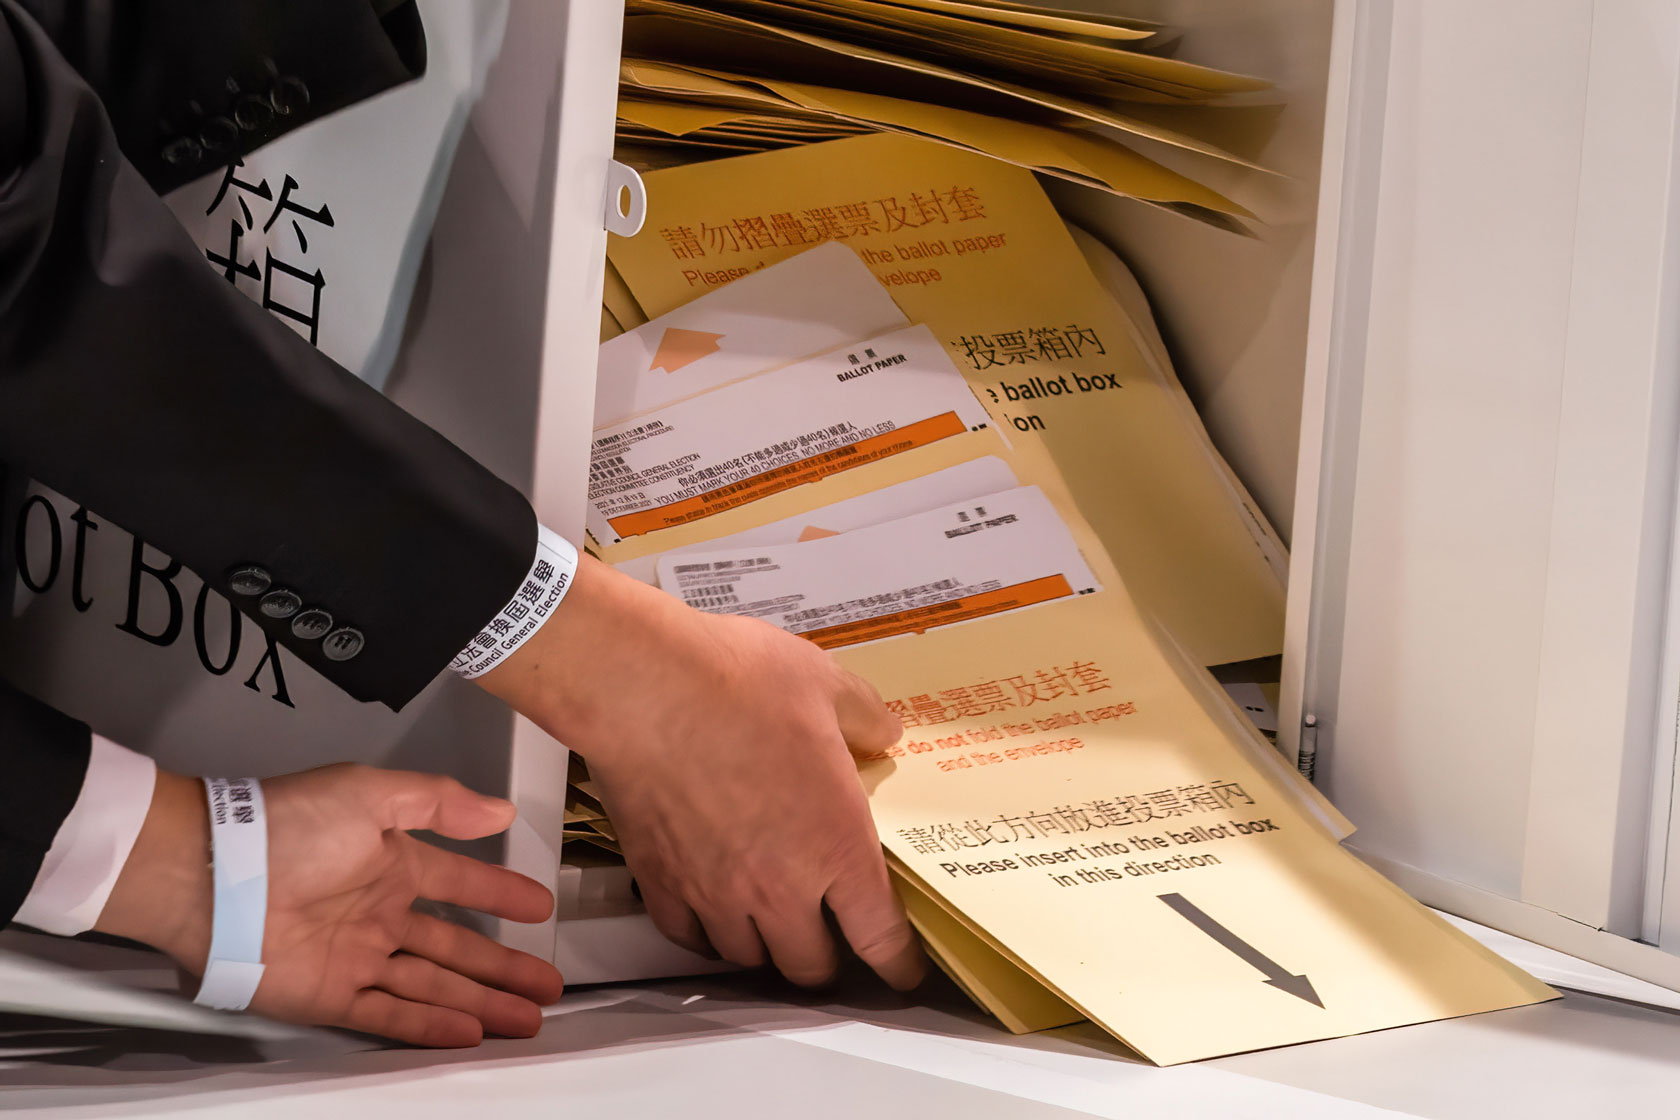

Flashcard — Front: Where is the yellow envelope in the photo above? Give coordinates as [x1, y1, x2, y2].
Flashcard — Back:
[607, 133, 1285, 666]
[620, 59, 1271, 197]
[776, 1, 1224, 95]
[623, 11, 1178, 110]
[840, 582, 1555, 1064]
[618, 36, 1276, 198]
[871, 0, 1158, 42]
[888, 855, 1086, 1035]
[626, 1, 1267, 100]
[618, 97, 761, 136]
[1066, 223, 1287, 578]
[602, 258, 649, 332]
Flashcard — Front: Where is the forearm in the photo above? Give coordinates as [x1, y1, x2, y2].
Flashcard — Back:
[473, 554, 700, 752]
[472, 550, 924, 991]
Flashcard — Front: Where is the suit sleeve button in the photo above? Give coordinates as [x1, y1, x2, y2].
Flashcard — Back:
[269, 76, 311, 116]
[227, 565, 272, 597]
[291, 608, 334, 640]
[322, 628, 364, 662]
[199, 115, 240, 153]
[161, 136, 204, 167]
[234, 93, 276, 132]
[259, 589, 302, 619]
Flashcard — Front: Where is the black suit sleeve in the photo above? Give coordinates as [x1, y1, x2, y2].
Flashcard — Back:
[0, 1, 537, 709]
[0, 675, 91, 928]
[17, 0, 429, 195]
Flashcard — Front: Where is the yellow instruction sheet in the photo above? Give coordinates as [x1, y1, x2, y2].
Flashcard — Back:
[802, 503, 1558, 1063]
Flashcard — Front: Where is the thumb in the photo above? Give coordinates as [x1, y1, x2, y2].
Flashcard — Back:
[834, 670, 903, 757]
[354, 768, 517, 839]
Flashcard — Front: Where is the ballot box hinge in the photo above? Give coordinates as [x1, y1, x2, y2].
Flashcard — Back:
[1298, 715, 1320, 783]
[604, 160, 647, 237]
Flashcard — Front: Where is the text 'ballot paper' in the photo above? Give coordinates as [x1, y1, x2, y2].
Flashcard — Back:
[593, 241, 909, 428]
[586, 323, 994, 544]
[657, 485, 1097, 649]
[617, 455, 1019, 584]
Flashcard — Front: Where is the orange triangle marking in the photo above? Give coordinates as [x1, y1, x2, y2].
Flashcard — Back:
[797, 525, 842, 542]
[649, 327, 725, 373]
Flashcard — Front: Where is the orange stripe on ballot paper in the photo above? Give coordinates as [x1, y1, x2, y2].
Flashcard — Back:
[607, 411, 968, 538]
[801, 575, 1075, 650]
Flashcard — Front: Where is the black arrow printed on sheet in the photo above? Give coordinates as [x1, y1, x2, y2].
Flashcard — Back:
[1157, 893, 1324, 1009]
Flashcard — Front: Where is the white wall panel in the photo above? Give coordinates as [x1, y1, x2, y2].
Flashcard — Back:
[1315, 0, 1597, 896]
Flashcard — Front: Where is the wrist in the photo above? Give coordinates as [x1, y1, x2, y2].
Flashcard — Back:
[93, 770, 213, 972]
[474, 555, 701, 752]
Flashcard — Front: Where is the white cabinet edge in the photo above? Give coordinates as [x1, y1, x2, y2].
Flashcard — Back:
[1280, 0, 1393, 768]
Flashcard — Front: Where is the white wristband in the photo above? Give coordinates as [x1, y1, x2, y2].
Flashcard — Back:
[451, 524, 579, 679]
[194, 777, 269, 1012]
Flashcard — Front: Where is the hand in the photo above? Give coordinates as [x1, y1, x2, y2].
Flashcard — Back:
[96, 764, 564, 1047]
[478, 556, 926, 991]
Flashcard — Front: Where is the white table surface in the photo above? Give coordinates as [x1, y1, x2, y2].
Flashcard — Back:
[3, 922, 1680, 1120]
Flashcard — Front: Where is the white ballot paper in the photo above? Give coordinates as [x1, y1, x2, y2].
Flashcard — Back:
[594, 241, 909, 428]
[656, 485, 1098, 649]
[616, 456, 1020, 584]
[587, 323, 995, 544]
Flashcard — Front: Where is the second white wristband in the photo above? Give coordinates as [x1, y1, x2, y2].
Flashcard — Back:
[194, 776, 269, 1012]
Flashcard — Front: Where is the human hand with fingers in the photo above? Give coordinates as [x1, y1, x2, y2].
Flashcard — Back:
[94, 763, 564, 1047]
[479, 556, 927, 992]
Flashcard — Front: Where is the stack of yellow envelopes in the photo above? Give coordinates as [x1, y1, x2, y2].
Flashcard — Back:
[612, 0, 1280, 234]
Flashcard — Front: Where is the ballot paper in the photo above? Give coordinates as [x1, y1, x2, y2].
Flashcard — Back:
[586, 323, 993, 544]
[658, 485, 1096, 648]
[608, 133, 1287, 666]
[618, 455, 1018, 584]
[594, 242, 909, 428]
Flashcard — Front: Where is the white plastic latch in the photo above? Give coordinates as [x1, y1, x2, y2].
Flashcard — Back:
[604, 160, 647, 237]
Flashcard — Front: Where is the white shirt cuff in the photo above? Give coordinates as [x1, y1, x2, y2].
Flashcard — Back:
[451, 524, 579, 679]
[15, 735, 157, 936]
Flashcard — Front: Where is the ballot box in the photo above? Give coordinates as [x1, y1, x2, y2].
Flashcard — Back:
[0, 0, 631, 967]
[7, 0, 1680, 1001]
